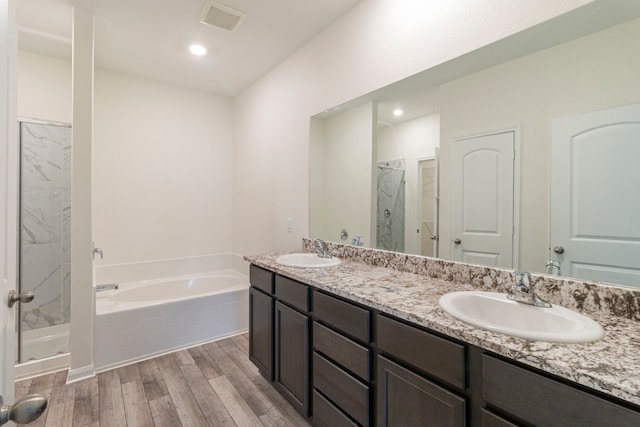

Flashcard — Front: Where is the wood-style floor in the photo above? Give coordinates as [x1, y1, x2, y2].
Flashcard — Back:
[15, 333, 310, 427]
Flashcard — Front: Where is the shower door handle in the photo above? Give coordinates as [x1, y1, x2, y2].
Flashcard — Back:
[7, 290, 35, 308]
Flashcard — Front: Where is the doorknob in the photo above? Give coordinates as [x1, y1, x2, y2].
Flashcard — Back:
[453, 238, 461, 245]
[553, 246, 565, 254]
[0, 394, 47, 425]
[7, 290, 35, 308]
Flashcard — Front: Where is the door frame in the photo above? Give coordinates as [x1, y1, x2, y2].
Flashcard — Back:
[1, 0, 18, 403]
[450, 125, 521, 269]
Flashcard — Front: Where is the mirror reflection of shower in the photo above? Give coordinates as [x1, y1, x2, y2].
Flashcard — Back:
[18, 120, 72, 363]
[376, 159, 406, 252]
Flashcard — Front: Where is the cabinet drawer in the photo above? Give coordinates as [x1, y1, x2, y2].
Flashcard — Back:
[482, 354, 640, 427]
[250, 265, 274, 294]
[275, 275, 310, 313]
[312, 390, 358, 427]
[377, 356, 466, 427]
[313, 291, 370, 342]
[313, 322, 370, 382]
[481, 409, 519, 427]
[313, 353, 369, 426]
[377, 314, 466, 389]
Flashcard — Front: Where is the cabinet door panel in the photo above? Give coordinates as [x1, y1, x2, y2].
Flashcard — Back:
[377, 356, 465, 427]
[482, 354, 640, 427]
[249, 287, 273, 380]
[275, 301, 310, 416]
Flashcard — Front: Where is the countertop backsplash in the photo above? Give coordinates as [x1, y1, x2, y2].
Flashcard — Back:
[302, 238, 640, 321]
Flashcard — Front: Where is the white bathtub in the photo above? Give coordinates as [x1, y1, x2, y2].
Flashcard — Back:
[94, 254, 249, 372]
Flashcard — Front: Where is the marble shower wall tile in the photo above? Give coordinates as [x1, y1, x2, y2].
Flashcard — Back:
[21, 182, 63, 245]
[20, 122, 64, 184]
[20, 244, 64, 330]
[19, 122, 72, 331]
[301, 238, 640, 321]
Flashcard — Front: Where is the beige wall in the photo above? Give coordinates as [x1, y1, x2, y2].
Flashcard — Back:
[18, 52, 235, 266]
[311, 102, 375, 245]
[233, 0, 591, 256]
[438, 18, 640, 272]
[92, 69, 234, 265]
[378, 113, 440, 254]
[17, 51, 71, 122]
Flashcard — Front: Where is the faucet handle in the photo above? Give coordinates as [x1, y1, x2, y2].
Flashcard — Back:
[513, 271, 533, 288]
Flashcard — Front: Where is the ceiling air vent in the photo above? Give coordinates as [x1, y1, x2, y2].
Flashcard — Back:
[199, 1, 246, 32]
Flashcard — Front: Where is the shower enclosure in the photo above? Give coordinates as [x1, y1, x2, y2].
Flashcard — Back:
[18, 120, 72, 363]
[376, 159, 406, 252]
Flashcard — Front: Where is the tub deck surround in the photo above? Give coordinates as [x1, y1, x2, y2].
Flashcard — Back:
[93, 254, 250, 372]
[245, 245, 640, 407]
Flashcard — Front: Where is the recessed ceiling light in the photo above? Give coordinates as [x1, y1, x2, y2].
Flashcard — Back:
[189, 44, 207, 56]
[393, 109, 404, 117]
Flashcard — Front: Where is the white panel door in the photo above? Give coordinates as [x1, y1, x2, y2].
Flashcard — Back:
[451, 131, 515, 268]
[551, 103, 640, 287]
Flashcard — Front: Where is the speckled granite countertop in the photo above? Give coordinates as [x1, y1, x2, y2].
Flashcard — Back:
[246, 252, 640, 407]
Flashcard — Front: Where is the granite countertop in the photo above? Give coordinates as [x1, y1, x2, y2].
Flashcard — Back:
[246, 252, 640, 407]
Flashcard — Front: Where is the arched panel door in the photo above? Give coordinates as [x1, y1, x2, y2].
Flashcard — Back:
[551, 103, 640, 286]
[451, 131, 515, 268]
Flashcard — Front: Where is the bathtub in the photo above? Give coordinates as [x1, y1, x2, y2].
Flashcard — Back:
[94, 254, 249, 372]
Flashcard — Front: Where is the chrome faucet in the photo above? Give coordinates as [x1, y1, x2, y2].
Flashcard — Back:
[352, 236, 363, 246]
[96, 283, 119, 292]
[507, 271, 551, 308]
[313, 239, 331, 258]
[545, 260, 561, 275]
[92, 245, 103, 260]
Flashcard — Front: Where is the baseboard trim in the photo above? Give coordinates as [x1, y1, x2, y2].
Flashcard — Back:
[66, 363, 96, 384]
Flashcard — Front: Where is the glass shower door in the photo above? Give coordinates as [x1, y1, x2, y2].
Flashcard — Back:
[376, 159, 406, 252]
[18, 120, 72, 362]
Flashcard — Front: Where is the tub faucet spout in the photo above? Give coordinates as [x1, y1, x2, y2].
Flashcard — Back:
[96, 283, 119, 292]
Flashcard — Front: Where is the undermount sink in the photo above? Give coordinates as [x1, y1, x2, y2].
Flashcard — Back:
[275, 253, 341, 268]
[438, 291, 604, 343]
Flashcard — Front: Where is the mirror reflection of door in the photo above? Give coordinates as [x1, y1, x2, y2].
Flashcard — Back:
[417, 157, 439, 257]
[550, 103, 640, 286]
[451, 130, 517, 268]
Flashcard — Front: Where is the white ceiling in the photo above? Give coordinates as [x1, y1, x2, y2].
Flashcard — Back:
[16, 0, 361, 96]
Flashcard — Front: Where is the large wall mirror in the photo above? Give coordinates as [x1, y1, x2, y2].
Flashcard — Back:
[310, 2, 640, 289]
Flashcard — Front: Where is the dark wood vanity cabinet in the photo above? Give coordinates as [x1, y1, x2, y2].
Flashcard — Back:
[377, 356, 466, 427]
[248, 265, 274, 380]
[376, 314, 467, 427]
[248, 264, 640, 426]
[312, 290, 372, 426]
[482, 354, 640, 427]
[273, 275, 312, 417]
[249, 266, 312, 417]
